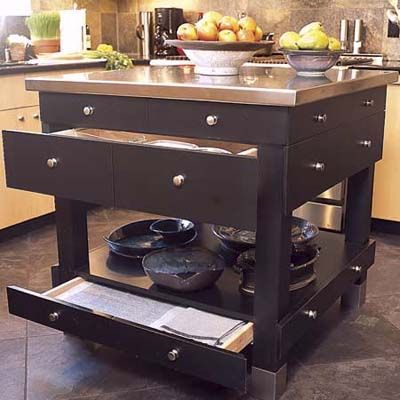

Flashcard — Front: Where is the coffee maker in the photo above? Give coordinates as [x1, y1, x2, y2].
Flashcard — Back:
[154, 8, 185, 57]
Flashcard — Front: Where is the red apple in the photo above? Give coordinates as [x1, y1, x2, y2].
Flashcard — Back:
[197, 20, 218, 41]
[218, 16, 239, 33]
[218, 29, 237, 42]
[177, 23, 198, 41]
[238, 16, 257, 32]
[237, 29, 256, 42]
[254, 26, 263, 42]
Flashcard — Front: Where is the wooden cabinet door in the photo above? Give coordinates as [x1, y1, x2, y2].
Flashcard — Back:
[0, 108, 54, 230]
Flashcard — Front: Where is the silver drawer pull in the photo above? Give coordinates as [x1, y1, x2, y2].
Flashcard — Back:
[351, 265, 362, 273]
[17, 115, 25, 122]
[360, 140, 372, 148]
[363, 99, 375, 107]
[304, 310, 318, 320]
[48, 312, 60, 322]
[46, 158, 59, 169]
[206, 115, 218, 126]
[313, 113, 327, 123]
[167, 349, 180, 362]
[173, 174, 185, 188]
[313, 162, 325, 172]
[83, 105, 95, 116]
[32, 113, 40, 120]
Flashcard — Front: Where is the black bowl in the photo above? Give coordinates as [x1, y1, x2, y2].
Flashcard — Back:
[150, 218, 195, 244]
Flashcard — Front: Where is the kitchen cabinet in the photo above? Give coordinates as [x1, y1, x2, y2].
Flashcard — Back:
[372, 84, 400, 221]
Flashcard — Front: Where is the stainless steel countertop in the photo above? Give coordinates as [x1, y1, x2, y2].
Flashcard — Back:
[25, 65, 398, 106]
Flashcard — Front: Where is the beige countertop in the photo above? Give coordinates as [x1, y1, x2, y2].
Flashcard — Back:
[25, 65, 398, 107]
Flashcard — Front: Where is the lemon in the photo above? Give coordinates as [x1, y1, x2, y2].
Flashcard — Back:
[279, 31, 301, 50]
[299, 22, 324, 37]
[297, 30, 329, 50]
[328, 37, 341, 51]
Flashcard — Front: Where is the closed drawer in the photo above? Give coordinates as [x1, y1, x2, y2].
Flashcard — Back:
[3, 130, 114, 205]
[286, 112, 385, 212]
[289, 87, 387, 143]
[113, 143, 257, 230]
[7, 278, 251, 391]
[40, 93, 148, 132]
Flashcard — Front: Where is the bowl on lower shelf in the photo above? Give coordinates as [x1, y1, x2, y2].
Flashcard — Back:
[166, 39, 274, 76]
[281, 49, 343, 77]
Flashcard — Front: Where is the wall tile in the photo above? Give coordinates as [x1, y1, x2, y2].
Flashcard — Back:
[101, 12, 118, 49]
[117, 12, 137, 53]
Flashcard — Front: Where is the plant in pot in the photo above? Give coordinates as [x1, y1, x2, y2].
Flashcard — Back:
[26, 11, 60, 54]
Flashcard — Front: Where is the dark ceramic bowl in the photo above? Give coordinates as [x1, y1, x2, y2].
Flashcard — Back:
[150, 218, 195, 244]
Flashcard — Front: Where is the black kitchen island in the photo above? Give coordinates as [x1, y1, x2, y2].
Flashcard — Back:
[3, 66, 397, 399]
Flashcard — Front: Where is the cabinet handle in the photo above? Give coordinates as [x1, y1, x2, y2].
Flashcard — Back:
[172, 174, 185, 188]
[313, 113, 327, 123]
[46, 158, 59, 169]
[350, 265, 362, 273]
[32, 113, 40, 120]
[313, 162, 325, 172]
[360, 140, 372, 148]
[304, 310, 318, 320]
[206, 115, 218, 126]
[83, 105, 95, 116]
[17, 115, 25, 122]
[48, 312, 60, 322]
[363, 99, 375, 107]
[167, 349, 180, 362]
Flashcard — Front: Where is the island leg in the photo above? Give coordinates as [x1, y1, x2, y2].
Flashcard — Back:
[249, 145, 291, 400]
[341, 166, 374, 310]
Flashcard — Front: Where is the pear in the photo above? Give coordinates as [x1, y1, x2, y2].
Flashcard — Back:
[279, 31, 301, 50]
[299, 21, 324, 37]
[297, 30, 329, 50]
[328, 37, 341, 51]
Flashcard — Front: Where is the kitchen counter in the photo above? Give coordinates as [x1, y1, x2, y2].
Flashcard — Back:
[25, 65, 397, 106]
[0, 58, 105, 76]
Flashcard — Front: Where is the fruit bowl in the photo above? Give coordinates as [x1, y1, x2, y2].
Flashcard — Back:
[167, 39, 274, 76]
[281, 49, 343, 77]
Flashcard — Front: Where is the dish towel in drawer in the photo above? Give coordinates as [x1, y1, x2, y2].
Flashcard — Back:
[154, 307, 246, 347]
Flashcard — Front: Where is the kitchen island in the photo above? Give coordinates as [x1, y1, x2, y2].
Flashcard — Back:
[3, 66, 397, 400]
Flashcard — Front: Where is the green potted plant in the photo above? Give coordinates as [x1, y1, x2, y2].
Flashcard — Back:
[26, 11, 60, 54]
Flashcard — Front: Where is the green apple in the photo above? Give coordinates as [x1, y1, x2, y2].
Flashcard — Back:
[177, 23, 198, 41]
[279, 31, 301, 50]
[218, 29, 237, 42]
[297, 30, 329, 50]
[299, 21, 324, 36]
[328, 37, 341, 51]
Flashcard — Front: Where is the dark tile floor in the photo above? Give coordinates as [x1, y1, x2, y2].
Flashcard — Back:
[1, 208, 400, 400]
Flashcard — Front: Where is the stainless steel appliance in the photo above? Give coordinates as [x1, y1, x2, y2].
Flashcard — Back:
[340, 19, 350, 51]
[353, 19, 363, 54]
[154, 8, 185, 57]
[136, 11, 153, 60]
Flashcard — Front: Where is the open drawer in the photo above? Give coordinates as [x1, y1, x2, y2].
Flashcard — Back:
[7, 277, 253, 391]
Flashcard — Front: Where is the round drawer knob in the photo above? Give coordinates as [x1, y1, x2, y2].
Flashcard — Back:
[46, 158, 59, 169]
[48, 312, 60, 322]
[167, 349, 180, 362]
[351, 265, 362, 273]
[363, 99, 375, 107]
[313, 162, 325, 172]
[83, 105, 95, 116]
[17, 115, 25, 122]
[313, 113, 327, 123]
[32, 113, 40, 120]
[304, 310, 318, 320]
[360, 140, 372, 148]
[206, 115, 218, 126]
[172, 174, 185, 188]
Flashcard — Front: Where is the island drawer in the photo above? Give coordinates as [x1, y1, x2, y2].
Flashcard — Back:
[40, 93, 148, 132]
[289, 87, 387, 143]
[113, 143, 257, 230]
[7, 278, 252, 391]
[2, 131, 114, 205]
[286, 112, 384, 212]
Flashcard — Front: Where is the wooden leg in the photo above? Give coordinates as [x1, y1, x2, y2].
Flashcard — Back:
[251, 145, 291, 397]
[341, 277, 367, 310]
[54, 197, 89, 285]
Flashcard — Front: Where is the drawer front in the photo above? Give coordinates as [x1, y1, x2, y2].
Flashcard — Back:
[40, 93, 148, 132]
[7, 285, 247, 391]
[286, 112, 384, 212]
[148, 99, 289, 145]
[113, 144, 257, 230]
[290, 87, 387, 143]
[3, 131, 114, 205]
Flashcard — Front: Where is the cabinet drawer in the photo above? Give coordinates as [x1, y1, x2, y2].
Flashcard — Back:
[3, 131, 113, 205]
[289, 87, 386, 143]
[7, 278, 250, 391]
[40, 93, 147, 132]
[286, 112, 385, 212]
[113, 143, 257, 230]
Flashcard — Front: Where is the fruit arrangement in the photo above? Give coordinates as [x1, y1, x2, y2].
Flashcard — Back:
[279, 22, 341, 51]
[177, 11, 263, 42]
[83, 44, 133, 70]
